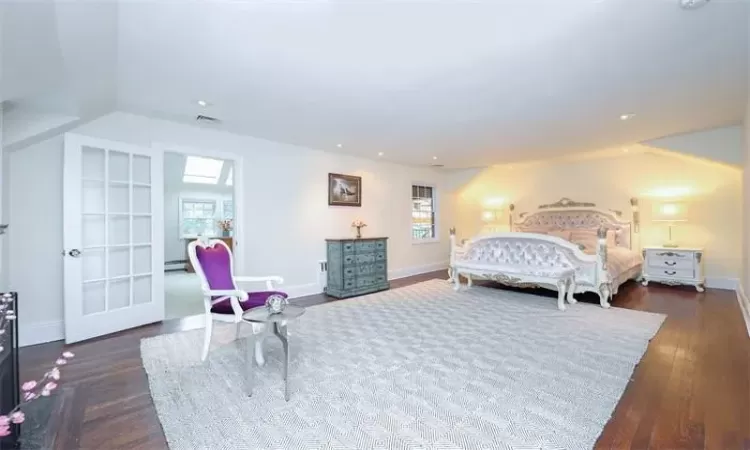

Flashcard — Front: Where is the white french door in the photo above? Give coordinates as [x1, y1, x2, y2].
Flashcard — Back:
[63, 134, 164, 343]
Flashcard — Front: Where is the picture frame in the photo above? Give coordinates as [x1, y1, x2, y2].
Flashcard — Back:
[328, 173, 362, 207]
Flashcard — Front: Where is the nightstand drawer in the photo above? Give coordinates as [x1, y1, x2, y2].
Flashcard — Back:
[648, 257, 694, 270]
[653, 268, 693, 279]
[649, 250, 693, 260]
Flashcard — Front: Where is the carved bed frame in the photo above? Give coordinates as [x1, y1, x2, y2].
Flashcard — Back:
[449, 198, 640, 308]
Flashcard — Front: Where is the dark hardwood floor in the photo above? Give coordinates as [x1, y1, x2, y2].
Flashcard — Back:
[19, 272, 750, 449]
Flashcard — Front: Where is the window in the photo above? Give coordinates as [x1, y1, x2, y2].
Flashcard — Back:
[222, 199, 234, 220]
[180, 199, 217, 237]
[226, 167, 233, 186]
[182, 156, 224, 184]
[411, 184, 436, 241]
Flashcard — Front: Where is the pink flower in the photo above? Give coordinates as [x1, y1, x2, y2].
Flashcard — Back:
[49, 367, 60, 380]
[0, 416, 9, 426]
[0, 425, 10, 437]
[55, 358, 67, 365]
[62, 351, 75, 359]
[9, 412, 24, 424]
[44, 382, 57, 391]
[41, 389, 51, 397]
[23, 392, 37, 401]
[21, 381, 37, 391]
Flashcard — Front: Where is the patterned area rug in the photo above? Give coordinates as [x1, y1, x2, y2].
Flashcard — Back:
[141, 279, 665, 450]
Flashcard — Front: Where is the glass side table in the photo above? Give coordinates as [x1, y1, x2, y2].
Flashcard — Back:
[241, 305, 305, 401]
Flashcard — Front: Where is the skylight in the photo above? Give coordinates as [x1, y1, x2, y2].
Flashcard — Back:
[183, 156, 224, 184]
[226, 167, 233, 186]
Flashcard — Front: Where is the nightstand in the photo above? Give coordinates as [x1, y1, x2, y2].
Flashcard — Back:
[641, 246, 705, 292]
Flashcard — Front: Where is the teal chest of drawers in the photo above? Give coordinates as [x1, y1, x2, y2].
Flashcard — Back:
[325, 237, 390, 298]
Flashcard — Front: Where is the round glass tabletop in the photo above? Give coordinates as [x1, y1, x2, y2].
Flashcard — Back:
[241, 305, 305, 324]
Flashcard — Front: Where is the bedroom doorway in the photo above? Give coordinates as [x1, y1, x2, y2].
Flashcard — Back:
[162, 150, 238, 320]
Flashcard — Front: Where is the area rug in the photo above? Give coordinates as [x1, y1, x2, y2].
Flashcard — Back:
[141, 279, 665, 450]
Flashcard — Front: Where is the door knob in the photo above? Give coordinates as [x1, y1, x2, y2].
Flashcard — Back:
[68, 249, 81, 257]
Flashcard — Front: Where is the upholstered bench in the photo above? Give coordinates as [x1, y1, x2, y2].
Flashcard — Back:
[454, 262, 576, 311]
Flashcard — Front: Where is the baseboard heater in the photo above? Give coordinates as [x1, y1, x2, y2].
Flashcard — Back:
[165, 259, 187, 272]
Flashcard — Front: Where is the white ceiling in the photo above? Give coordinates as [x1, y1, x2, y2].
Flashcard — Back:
[164, 152, 233, 190]
[3, 0, 748, 167]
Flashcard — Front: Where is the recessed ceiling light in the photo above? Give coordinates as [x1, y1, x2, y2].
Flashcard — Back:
[432, 156, 438, 160]
[620, 113, 636, 121]
[337, 144, 343, 148]
[197, 100, 208, 107]
[679, 0, 710, 10]
[378, 152, 384, 156]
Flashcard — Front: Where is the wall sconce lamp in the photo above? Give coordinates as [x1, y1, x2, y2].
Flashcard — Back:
[481, 210, 498, 223]
[481, 207, 504, 234]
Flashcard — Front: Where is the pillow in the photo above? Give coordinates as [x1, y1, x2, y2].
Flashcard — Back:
[569, 229, 599, 252]
[607, 229, 619, 247]
[548, 230, 572, 241]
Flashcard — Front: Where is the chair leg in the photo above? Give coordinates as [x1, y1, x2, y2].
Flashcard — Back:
[201, 317, 213, 362]
[254, 337, 265, 367]
[235, 322, 242, 340]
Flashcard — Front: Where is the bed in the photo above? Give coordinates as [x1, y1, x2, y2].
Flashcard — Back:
[449, 197, 643, 308]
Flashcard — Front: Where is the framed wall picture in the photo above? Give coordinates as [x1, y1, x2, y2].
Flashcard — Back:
[328, 173, 362, 207]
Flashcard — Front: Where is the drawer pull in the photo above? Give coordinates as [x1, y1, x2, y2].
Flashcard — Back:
[664, 270, 676, 275]
[664, 261, 676, 266]
[657, 252, 685, 258]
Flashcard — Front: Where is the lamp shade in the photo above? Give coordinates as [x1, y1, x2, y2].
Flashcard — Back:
[652, 201, 688, 222]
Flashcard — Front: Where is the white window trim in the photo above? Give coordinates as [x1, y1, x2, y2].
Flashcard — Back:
[178, 197, 219, 239]
[411, 182, 439, 244]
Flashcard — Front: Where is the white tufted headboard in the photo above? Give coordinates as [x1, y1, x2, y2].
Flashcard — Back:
[512, 198, 635, 249]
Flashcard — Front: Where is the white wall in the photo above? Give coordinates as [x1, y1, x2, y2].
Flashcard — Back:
[0, 105, 6, 291]
[8, 111, 449, 344]
[740, 12, 750, 328]
[8, 136, 65, 345]
[643, 125, 743, 167]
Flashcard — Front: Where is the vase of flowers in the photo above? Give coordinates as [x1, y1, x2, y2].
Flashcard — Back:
[217, 219, 233, 237]
[352, 219, 367, 239]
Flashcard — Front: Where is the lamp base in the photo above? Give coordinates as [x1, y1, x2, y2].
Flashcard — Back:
[662, 242, 679, 248]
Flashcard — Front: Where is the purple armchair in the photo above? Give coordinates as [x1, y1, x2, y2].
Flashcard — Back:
[187, 238, 288, 363]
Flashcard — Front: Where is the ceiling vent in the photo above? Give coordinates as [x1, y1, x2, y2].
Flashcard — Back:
[430, 164, 445, 168]
[679, 0, 710, 10]
[195, 114, 221, 124]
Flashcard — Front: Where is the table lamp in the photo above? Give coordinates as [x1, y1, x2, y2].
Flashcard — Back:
[652, 201, 688, 248]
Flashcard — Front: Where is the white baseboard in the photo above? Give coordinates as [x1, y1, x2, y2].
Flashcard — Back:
[736, 283, 750, 338]
[19, 320, 64, 347]
[284, 282, 323, 300]
[17, 262, 449, 345]
[286, 261, 448, 302]
[705, 277, 738, 290]
[388, 261, 448, 281]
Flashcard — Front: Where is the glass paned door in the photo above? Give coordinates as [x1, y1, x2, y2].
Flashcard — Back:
[63, 134, 164, 343]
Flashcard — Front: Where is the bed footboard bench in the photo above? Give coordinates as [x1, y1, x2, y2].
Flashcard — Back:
[449, 228, 612, 308]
